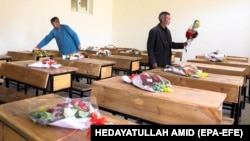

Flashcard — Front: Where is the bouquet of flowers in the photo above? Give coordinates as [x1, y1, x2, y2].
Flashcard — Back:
[164, 65, 208, 78]
[32, 49, 49, 57]
[29, 97, 105, 130]
[204, 50, 226, 62]
[27, 59, 61, 68]
[185, 20, 201, 52]
[62, 53, 84, 60]
[122, 73, 173, 93]
[96, 49, 111, 57]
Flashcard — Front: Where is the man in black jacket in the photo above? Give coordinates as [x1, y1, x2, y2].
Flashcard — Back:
[147, 11, 187, 69]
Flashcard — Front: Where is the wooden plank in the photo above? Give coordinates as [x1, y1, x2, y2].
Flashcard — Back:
[7, 51, 35, 61]
[174, 62, 248, 77]
[90, 76, 226, 124]
[0, 62, 49, 89]
[196, 55, 249, 62]
[51, 73, 71, 91]
[188, 58, 250, 76]
[146, 68, 244, 103]
[89, 54, 141, 72]
[0, 94, 136, 141]
[54, 57, 115, 79]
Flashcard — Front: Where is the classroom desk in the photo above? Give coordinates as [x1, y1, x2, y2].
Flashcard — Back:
[88, 54, 142, 75]
[145, 68, 244, 124]
[7, 51, 52, 61]
[187, 59, 250, 108]
[187, 58, 250, 75]
[174, 62, 248, 77]
[90, 76, 227, 125]
[0, 55, 12, 62]
[195, 55, 249, 63]
[117, 51, 149, 67]
[0, 60, 78, 97]
[0, 94, 136, 141]
[54, 57, 116, 83]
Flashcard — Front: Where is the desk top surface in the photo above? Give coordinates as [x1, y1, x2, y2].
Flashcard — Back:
[6, 60, 78, 74]
[0, 55, 12, 60]
[188, 58, 250, 66]
[0, 94, 136, 141]
[92, 76, 226, 108]
[174, 61, 247, 72]
[147, 68, 244, 86]
[89, 54, 142, 61]
[54, 57, 116, 66]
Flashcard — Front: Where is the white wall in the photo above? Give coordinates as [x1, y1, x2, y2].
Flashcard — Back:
[1, 0, 250, 61]
[112, 0, 250, 61]
[0, 0, 113, 54]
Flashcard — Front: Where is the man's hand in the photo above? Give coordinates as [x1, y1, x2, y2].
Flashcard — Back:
[33, 47, 39, 51]
[152, 63, 158, 69]
[77, 45, 82, 50]
[183, 42, 188, 47]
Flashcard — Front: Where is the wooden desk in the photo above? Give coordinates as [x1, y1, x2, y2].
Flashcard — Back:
[187, 58, 250, 110]
[54, 57, 116, 83]
[117, 51, 149, 68]
[187, 58, 250, 75]
[0, 60, 78, 97]
[145, 68, 244, 124]
[0, 55, 12, 62]
[45, 49, 62, 58]
[195, 55, 249, 63]
[88, 54, 142, 75]
[174, 62, 248, 77]
[0, 94, 136, 141]
[90, 76, 227, 124]
[7, 51, 52, 61]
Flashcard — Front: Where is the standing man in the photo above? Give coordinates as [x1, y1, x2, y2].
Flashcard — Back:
[147, 11, 187, 69]
[33, 16, 82, 56]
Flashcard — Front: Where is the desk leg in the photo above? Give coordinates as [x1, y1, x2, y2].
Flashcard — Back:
[49, 76, 54, 93]
[5, 78, 9, 88]
[233, 103, 240, 125]
[248, 78, 250, 102]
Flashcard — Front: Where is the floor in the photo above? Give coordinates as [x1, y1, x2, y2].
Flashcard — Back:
[2, 76, 249, 125]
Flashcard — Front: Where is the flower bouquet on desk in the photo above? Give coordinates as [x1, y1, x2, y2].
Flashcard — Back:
[121, 73, 173, 93]
[164, 65, 208, 78]
[204, 50, 226, 62]
[29, 97, 107, 130]
[27, 59, 61, 68]
[32, 49, 49, 57]
[185, 20, 201, 52]
[62, 53, 84, 60]
[95, 49, 111, 57]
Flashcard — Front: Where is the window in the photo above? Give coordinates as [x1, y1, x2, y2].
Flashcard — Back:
[71, 0, 93, 14]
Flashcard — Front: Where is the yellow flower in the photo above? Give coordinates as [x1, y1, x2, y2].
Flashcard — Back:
[164, 87, 173, 93]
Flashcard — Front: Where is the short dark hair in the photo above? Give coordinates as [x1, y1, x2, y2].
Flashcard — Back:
[50, 16, 60, 23]
[158, 11, 170, 22]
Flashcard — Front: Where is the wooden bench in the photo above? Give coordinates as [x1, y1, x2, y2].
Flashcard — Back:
[0, 86, 32, 104]
[71, 81, 92, 97]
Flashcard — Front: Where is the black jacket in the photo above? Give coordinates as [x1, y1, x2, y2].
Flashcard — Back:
[147, 24, 184, 68]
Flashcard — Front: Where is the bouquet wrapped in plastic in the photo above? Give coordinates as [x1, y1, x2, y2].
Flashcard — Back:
[122, 73, 173, 93]
[164, 65, 208, 78]
[27, 59, 61, 68]
[204, 50, 226, 62]
[185, 20, 201, 52]
[29, 97, 106, 130]
[32, 49, 49, 57]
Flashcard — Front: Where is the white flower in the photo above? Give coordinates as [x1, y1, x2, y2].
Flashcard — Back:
[64, 107, 77, 118]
